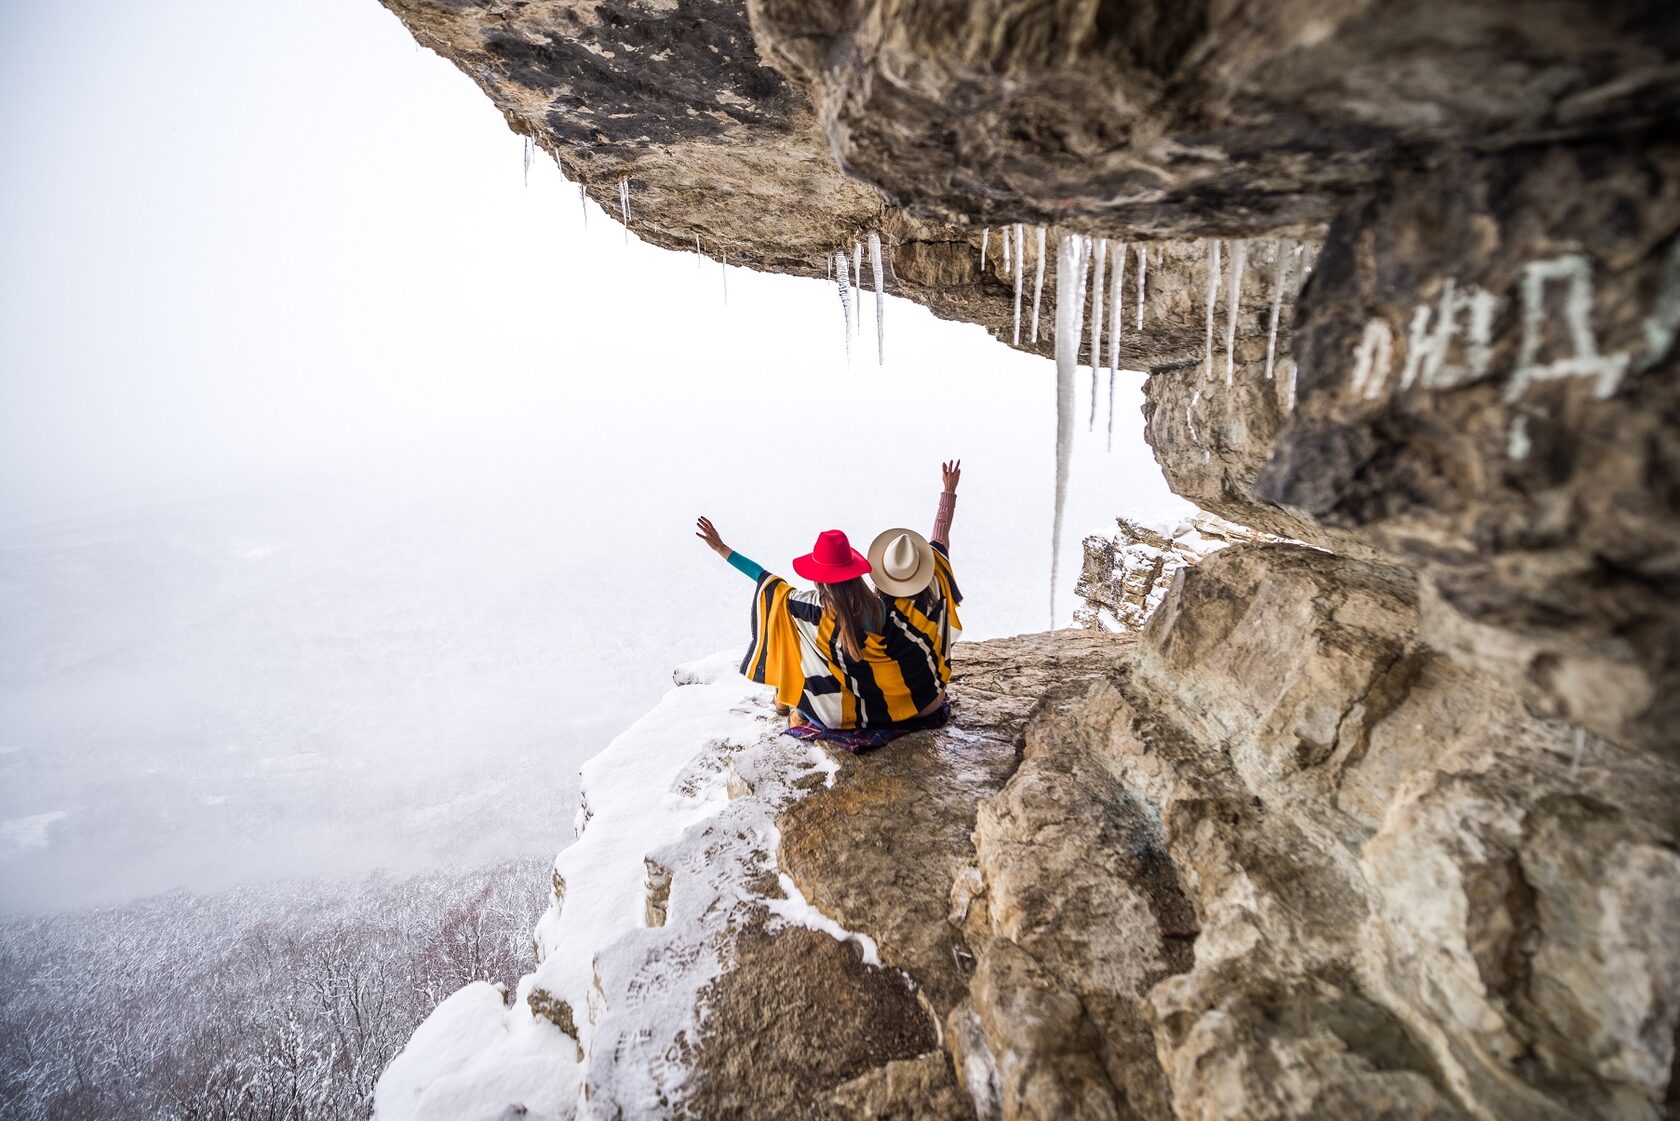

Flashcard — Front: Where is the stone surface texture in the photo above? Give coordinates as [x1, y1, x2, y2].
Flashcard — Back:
[370, 2, 1680, 1119]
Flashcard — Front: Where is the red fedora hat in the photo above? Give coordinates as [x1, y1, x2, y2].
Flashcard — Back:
[792, 529, 874, 584]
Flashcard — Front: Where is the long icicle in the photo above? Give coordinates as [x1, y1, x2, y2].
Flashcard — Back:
[523, 136, 533, 186]
[1224, 239, 1247, 386]
[1012, 224, 1025, 345]
[1003, 226, 1011, 273]
[618, 178, 630, 245]
[869, 232, 885, 366]
[1051, 234, 1090, 630]
[1265, 239, 1293, 380]
[695, 231, 703, 271]
[1088, 238, 1107, 430]
[1203, 239, 1222, 378]
[981, 228, 989, 269]
[1136, 245, 1148, 330]
[852, 243, 863, 337]
[835, 250, 852, 364]
[1108, 243, 1126, 451]
[579, 183, 588, 228]
[1030, 226, 1047, 342]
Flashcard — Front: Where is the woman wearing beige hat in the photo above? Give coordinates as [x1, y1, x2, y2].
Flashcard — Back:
[695, 461, 963, 751]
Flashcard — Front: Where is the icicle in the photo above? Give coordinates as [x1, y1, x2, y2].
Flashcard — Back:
[1012, 224, 1025, 346]
[695, 232, 703, 271]
[835, 251, 853, 364]
[852, 243, 863, 337]
[1088, 238, 1108, 430]
[579, 183, 588, 228]
[1136, 246, 1148, 330]
[1003, 228, 1011, 273]
[869, 232, 885, 366]
[523, 136, 534, 187]
[617, 178, 630, 245]
[1050, 234, 1091, 629]
[1265, 239, 1294, 381]
[1030, 227, 1047, 343]
[1107, 243, 1125, 451]
[1224, 239, 1247, 386]
[826, 252, 832, 281]
[981, 228, 989, 269]
[1203, 239, 1222, 378]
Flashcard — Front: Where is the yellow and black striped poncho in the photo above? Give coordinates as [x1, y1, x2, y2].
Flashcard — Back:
[739, 544, 962, 731]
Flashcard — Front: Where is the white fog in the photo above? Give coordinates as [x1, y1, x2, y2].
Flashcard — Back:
[0, 0, 1179, 914]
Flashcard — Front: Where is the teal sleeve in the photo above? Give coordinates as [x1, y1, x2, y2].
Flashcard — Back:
[726, 550, 766, 582]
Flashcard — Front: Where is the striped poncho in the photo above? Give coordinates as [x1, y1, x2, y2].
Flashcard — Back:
[739, 544, 962, 731]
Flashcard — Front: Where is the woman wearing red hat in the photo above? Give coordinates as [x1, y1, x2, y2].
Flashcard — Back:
[695, 461, 963, 751]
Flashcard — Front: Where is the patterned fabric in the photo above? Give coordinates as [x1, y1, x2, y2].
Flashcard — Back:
[739, 543, 962, 731]
[781, 700, 952, 753]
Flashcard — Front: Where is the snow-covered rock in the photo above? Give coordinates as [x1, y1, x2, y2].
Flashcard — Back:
[373, 656, 866, 1120]
[1074, 510, 1281, 632]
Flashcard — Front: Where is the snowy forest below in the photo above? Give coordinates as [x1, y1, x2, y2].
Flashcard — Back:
[0, 857, 546, 1119]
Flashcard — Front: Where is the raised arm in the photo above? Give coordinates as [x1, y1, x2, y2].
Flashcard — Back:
[696, 516, 766, 581]
[932, 460, 960, 548]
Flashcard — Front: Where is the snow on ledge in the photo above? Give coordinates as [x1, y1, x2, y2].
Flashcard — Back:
[374, 652, 878, 1121]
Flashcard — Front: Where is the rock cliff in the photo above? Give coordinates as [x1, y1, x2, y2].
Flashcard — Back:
[371, 2, 1679, 1119]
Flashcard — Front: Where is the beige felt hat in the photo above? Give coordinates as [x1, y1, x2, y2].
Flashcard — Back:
[868, 527, 936, 597]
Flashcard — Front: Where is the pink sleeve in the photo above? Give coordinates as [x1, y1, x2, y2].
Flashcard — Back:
[931, 490, 957, 547]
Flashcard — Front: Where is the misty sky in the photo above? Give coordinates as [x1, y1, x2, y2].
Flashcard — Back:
[0, 0, 1185, 911]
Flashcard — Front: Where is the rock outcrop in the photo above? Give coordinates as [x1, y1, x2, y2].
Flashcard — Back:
[1075, 511, 1282, 631]
[371, 1, 1680, 1119]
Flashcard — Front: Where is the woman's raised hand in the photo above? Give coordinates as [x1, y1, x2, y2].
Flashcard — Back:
[695, 516, 730, 557]
[941, 459, 962, 493]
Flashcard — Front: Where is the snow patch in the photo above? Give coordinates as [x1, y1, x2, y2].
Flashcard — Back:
[764, 871, 880, 967]
[375, 982, 580, 1121]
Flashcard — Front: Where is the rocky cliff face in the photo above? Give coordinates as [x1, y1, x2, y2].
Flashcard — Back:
[372, 2, 1679, 1119]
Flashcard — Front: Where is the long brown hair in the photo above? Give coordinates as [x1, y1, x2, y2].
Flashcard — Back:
[817, 578, 885, 660]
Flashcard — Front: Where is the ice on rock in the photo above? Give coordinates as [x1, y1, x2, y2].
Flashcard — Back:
[1203, 239, 1222, 378]
[1088, 238, 1107, 430]
[852, 243, 863, 337]
[981, 228, 989, 268]
[1012, 224, 1025, 346]
[1031, 226, 1047, 343]
[1224, 239, 1246, 386]
[1051, 234, 1091, 628]
[869, 232, 885, 366]
[1266, 239, 1294, 381]
[1108, 243, 1126, 451]
[1136, 245, 1148, 331]
[835, 251, 853, 364]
